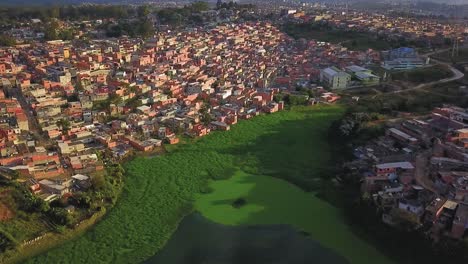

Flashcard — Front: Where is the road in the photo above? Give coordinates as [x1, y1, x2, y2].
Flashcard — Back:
[414, 151, 438, 194]
[9, 86, 47, 143]
[386, 58, 464, 95]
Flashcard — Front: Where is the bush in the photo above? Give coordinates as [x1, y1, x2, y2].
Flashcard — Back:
[47, 208, 72, 226]
[0, 231, 16, 253]
[232, 198, 247, 208]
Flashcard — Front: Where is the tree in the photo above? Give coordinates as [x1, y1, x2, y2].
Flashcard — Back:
[91, 174, 106, 190]
[109, 93, 123, 105]
[137, 5, 151, 17]
[59, 29, 74, 41]
[69, 193, 91, 208]
[47, 207, 72, 226]
[56, 118, 71, 135]
[0, 231, 17, 253]
[50, 6, 60, 19]
[10, 170, 19, 181]
[190, 1, 210, 12]
[138, 19, 154, 39]
[44, 21, 59, 41]
[0, 35, 16, 47]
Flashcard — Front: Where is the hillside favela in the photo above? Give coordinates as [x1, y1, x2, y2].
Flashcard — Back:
[0, 0, 468, 263]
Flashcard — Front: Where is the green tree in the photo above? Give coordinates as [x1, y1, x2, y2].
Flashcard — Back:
[190, 1, 210, 12]
[0, 231, 17, 253]
[44, 21, 59, 40]
[56, 118, 71, 135]
[92, 174, 106, 190]
[0, 35, 16, 47]
[138, 19, 154, 39]
[59, 29, 74, 41]
[137, 5, 151, 17]
[47, 207, 72, 226]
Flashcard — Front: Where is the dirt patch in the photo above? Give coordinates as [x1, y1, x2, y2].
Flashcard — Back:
[0, 189, 14, 221]
[0, 203, 14, 221]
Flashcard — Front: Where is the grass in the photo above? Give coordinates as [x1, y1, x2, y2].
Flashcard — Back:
[391, 64, 453, 84]
[432, 48, 468, 63]
[5, 209, 107, 264]
[23, 105, 391, 264]
[195, 171, 393, 264]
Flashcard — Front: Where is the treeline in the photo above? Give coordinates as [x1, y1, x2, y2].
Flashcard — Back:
[105, 19, 154, 39]
[0, 5, 131, 23]
[157, 1, 210, 26]
[0, 35, 16, 46]
[0, 2, 212, 24]
[391, 65, 453, 83]
[216, 2, 256, 10]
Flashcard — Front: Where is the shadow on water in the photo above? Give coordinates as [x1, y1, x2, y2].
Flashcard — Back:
[144, 213, 349, 264]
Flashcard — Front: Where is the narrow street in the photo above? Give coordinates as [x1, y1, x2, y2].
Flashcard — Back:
[9, 86, 47, 143]
[414, 151, 438, 194]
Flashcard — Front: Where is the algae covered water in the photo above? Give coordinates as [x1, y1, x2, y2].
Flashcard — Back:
[145, 212, 349, 264]
[26, 106, 392, 264]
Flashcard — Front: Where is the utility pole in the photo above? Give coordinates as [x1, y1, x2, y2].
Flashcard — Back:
[451, 37, 458, 58]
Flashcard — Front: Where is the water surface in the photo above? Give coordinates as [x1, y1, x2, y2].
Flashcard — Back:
[145, 213, 349, 264]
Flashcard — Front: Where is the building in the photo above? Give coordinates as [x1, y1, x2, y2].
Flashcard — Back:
[375, 161, 415, 179]
[320, 67, 351, 90]
[382, 47, 425, 70]
[451, 203, 468, 239]
[345, 65, 380, 86]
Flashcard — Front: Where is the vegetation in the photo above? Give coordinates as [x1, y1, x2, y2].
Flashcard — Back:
[0, 229, 16, 253]
[391, 64, 453, 84]
[0, 157, 124, 263]
[156, 2, 210, 26]
[345, 80, 468, 115]
[104, 19, 154, 39]
[0, 5, 131, 23]
[432, 48, 468, 63]
[25, 105, 361, 264]
[283, 22, 393, 51]
[0, 35, 16, 47]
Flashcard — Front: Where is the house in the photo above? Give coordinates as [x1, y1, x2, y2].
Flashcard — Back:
[345, 65, 380, 86]
[382, 47, 425, 70]
[451, 203, 468, 239]
[375, 162, 415, 179]
[72, 174, 91, 189]
[166, 135, 179, 145]
[399, 199, 424, 216]
[190, 124, 210, 137]
[38, 179, 68, 195]
[126, 137, 155, 152]
[424, 197, 447, 224]
[210, 121, 230, 131]
[387, 128, 418, 145]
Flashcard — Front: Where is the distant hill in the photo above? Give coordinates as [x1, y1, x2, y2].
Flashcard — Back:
[0, 0, 143, 6]
[0, 0, 208, 6]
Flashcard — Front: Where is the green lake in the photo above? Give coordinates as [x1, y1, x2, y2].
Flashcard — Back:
[25, 105, 393, 264]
